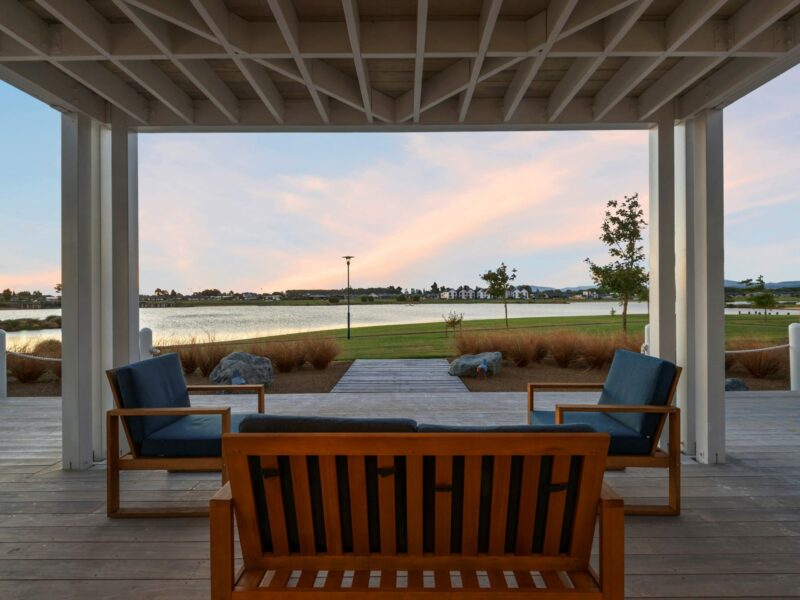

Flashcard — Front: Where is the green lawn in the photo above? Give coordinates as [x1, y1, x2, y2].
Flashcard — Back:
[239, 313, 796, 360]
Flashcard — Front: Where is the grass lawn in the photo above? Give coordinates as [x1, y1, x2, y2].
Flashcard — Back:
[239, 313, 796, 360]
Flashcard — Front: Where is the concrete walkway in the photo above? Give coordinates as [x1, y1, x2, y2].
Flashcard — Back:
[331, 358, 468, 393]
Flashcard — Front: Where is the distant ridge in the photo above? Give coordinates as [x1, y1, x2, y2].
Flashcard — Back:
[724, 279, 800, 289]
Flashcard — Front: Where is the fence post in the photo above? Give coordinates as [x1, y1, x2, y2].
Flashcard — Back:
[0, 330, 6, 399]
[790, 323, 800, 392]
[139, 328, 153, 360]
[642, 324, 651, 355]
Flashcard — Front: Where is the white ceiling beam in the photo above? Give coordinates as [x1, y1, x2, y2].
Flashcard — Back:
[503, 0, 578, 121]
[114, 0, 239, 123]
[190, 0, 284, 123]
[638, 0, 800, 119]
[458, 0, 503, 122]
[594, 0, 727, 120]
[412, 0, 428, 123]
[342, 0, 372, 123]
[547, 0, 650, 121]
[38, 0, 192, 123]
[0, 61, 107, 121]
[0, 0, 48, 54]
[559, 0, 640, 38]
[123, 0, 215, 42]
[265, 0, 330, 123]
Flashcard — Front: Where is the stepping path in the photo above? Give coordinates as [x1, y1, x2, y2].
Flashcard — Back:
[332, 359, 468, 393]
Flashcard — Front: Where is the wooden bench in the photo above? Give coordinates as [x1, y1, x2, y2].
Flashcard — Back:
[212, 431, 624, 598]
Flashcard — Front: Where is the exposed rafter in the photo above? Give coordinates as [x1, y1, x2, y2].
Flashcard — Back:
[341, 0, 372, 123]
[458, 0, 503, 123]
[412, 0, 428, 123]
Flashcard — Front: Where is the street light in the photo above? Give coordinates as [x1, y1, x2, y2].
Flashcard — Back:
[342, 256, 354, 340]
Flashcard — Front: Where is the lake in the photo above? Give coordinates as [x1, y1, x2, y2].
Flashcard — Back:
[3, 302, 649, 343]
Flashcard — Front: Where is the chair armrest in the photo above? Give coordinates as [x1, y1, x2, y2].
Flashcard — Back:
[188, 384, 266, 413]
[555, 403, 676, 424]
[527, 382, 604, 412]
[210, 482, 235, 598]
[108, 407, 232, 433]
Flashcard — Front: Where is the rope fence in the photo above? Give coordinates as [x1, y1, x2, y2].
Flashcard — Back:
[6, 351, 62, 363]
[724, 344, 789, 355]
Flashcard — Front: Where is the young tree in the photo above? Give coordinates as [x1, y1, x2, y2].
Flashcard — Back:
[430, 282, 440, 295]
[585, 193, 648, 334]
[1, 288, 12, 301]
[480, 262, 517, 328]
[741, 275, 777, 321]
[54, 283, 62, 294]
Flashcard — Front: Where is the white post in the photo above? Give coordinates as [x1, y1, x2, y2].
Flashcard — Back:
[790, 323, 800, 392]
[61, 113, 101, 470]
[643, 324, 651, 355]
[675, 120, 696, 456]
[0, 330, 6, 399]
[648, 106, 677, 362]
[690, 109, 726, 465]
[139, 328, 153, 360]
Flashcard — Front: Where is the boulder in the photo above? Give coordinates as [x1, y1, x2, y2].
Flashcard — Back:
[725, 377, 748, 392]
[449, 352, 503, 377]
[210, 352, 273, 387]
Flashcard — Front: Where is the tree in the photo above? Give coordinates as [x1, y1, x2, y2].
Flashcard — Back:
[54, 283, 62, 294]
[585, 193, 648, 333]
[1, 289, 12, 301]
[480, 262, 517, 328]
[741, 275, 776, 321]
[430, 282, 440, 295]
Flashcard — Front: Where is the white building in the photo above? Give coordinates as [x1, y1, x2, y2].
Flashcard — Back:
[512, 288, 530, 300]
[440, 289, 457, 300]
[458, 288, 475, 300]
[476, 288, 491, 300]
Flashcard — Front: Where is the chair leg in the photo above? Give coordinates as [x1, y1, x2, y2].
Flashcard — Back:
[107, 414, 121, 518]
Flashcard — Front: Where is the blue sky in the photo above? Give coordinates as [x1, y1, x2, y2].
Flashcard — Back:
[1, 66, 798, 294]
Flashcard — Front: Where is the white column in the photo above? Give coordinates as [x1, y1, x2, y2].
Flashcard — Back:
[61, 113, 102, 470]
[648, 107, 677, 362]
[0, 330, 7, 399]
[111, 108, 140, 367]
[790, 323, 800, 391]
[674, 121, 696, 455]
[690, 109, 726, 465]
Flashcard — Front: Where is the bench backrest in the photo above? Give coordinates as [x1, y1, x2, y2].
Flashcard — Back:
[223, 432, 610, 572]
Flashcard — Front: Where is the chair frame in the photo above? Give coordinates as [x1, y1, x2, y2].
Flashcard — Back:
[211, 432, 625, 599]
[106, 369, 266, 518]
[527, 366, 682, 516]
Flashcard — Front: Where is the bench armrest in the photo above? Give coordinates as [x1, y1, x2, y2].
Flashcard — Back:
[210, 482, 235, 598]
[108, 407, 232, 433]
[599, 482, 624, 597]
[555, 403, 676, 424]
[188, 384, 266, 413]
[527, 382, 604, 412]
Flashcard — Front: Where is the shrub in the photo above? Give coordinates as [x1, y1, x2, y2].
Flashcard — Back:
[195, 338, 229, 377]
[305, 338, 341, 370]
[268, 342, 304, 373]
[580, 335, 615, 370]
[505, 332, 546, 367]
[34, 338, 62, 379]
[7, 341, 48, 383]
[727, 339, 785, 378]
[455, 332, 483, 356]
[546, 331, 581, 368]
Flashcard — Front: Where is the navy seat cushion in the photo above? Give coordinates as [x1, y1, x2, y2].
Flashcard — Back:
[237, 415, 418, 556]
[140, 413, 255, 458]
[114, 353, 190, 445]
[531, 410, 651, 455]
[599, 349, 677, 438]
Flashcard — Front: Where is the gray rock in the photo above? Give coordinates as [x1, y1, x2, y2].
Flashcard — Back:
[210, 352, 273, 387]
[449, 352, 503, 377]
[725, 377, 748, 392]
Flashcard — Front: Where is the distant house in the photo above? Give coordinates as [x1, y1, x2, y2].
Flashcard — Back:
[475, 288, 491, 300]
[265, 294, 283, 301]
[513, 287, 529, 300]
[440, 289, 457, 300]
[458, 287, 475, 300]
[242, 292, 259, 300]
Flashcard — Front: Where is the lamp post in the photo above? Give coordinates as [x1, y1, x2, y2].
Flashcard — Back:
[343, 256, 354, 339]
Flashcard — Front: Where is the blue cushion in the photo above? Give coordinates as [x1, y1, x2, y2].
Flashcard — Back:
[140, 413, 254, 458]
[417, 423, 596, 434]
[599, 349, 677, 437]
[531, 410, 651, 455]
[114, 353, 190, 445]
[239, 414, 418, 433]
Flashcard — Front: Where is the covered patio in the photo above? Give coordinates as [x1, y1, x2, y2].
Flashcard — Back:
[2, 0, 800, 597]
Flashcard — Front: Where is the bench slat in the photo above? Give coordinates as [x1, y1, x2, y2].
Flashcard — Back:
[515, 456, 542, 555]
[569, 454, 606, 561]
[434, 456, 453, 555]
[347, 456, 370, 555]
[319, 456, 343, 555]
[543, 456, 572, 555]
[289, 457, 317, 555]
[461, 456, 482, 556]
[260, 456, 290, 555]
[488, 456, 512, 555]
[377, 455, 397, 555]
[406, 456, 424, 556]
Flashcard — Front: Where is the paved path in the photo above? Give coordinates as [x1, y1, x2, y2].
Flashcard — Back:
[331, 358, 468, 393]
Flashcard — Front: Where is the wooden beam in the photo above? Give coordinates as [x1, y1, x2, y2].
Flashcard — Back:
[458, 0, 503, 122]
[503, 0, 578, 122]
[265, 0, 329, 123]
[560, 0, 640, 39]
[413, 0, 428, 123]
[342, 0, 372, 123]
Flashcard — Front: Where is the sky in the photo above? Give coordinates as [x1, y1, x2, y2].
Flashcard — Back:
[0, 66, 798, 295]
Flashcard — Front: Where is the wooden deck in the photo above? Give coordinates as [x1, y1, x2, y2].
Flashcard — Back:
[331, 358, 468, 393]
[1, 390, 800, 599]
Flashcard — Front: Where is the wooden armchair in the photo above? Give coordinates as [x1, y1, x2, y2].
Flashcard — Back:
[106, 353, 265, 518]
[528, 349, 682, 516]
